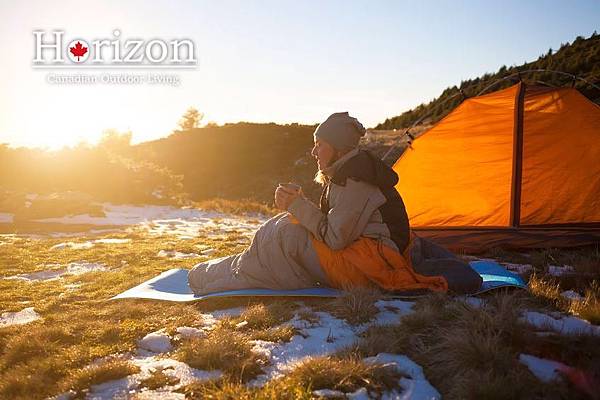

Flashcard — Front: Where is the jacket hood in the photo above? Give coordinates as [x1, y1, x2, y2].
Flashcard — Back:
[331, 150, 399, 189]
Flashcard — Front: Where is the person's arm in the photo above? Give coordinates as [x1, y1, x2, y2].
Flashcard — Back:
[287, 179, 386, 250]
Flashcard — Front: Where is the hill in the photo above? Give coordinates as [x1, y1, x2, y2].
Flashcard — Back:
[1, 33, 598, 212]
[129, 122, 324, 204]
[376, 32, 600, 130]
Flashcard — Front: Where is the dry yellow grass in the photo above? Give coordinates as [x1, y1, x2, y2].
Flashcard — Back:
[175, 325, 266, 381]
[1, 218, 599, 399]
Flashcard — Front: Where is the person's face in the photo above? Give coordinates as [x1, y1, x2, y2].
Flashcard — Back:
[311, 138, 336, 170]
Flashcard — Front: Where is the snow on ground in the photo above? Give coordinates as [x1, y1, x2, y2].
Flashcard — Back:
[93, 238, 131, 244]
[210, 306, 246, 319]
[369, 299, 415, 327]
[502, 262, 533, 275]
[59, 301, 435, 398]
[51, 241, 95, 250]
[33, 204, 214, 226]
[144, 215, 263, 240]
[463, 296, 485, 308]
[249, 311, 364, 386]
[521, 311, 600, 336]
[249, 300, 416, 387]
[157, 250, 201, 259]
[518, 354, 565, 382]
[175, 326, 206, 339]
[364, 353, 441, 400]
[80, 308, 250, 399]
[547, 265, 575, 276]
[84, 355, 222, 400]
[0, 212, 14, 224]
[138, 330, 173, 353]
[67, 318, 229, 399]
[30, 203, 267, 240]
[0, 307, 42, 328]
[67, 262, 108, 274]
[4, 262, 109, 282]
[312, 388, 346, 398]
[561, 290, 584, 301]
[51, 238, 132, 250]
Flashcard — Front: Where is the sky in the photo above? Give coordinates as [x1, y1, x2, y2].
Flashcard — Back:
[1, 0, 599, 149]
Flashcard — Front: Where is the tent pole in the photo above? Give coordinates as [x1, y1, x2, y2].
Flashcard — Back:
[509, 82, 526, 227]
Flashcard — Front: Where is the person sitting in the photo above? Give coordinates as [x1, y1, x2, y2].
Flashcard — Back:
[188, 112, 482, 295]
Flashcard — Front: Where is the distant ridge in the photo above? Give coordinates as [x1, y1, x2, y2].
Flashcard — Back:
[376, 32, 600, 130]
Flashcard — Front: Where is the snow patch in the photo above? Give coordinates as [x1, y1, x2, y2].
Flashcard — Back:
[51, 241, 95, 250]
[519, 354, 564, 382]
[193, 307, 246, 333]
[175, 326, 206, 338]
[51, 238, 131, 250]
[4, 262, 107, 282]
[364, 353, 441, 400]
[66, 262, 109, 275]
[4, 265, 65, 281]
[138, 330, 173, 353]
[85, 355, 222, 400]
[369, 299, 415, 327]
[157, 250, 201, 259]
[30, 203, 267, 240]
[94, 238, 131, 244]
[463, 296, 485, 308]
[548, 265, 575, 276]
[502, 262, 533, 275]
[312, 388, 345, 398]
[347, 388, 370, 399]
[249, 311, 363, 386]
[135, 390, 184, 400]
[522, 311, 600, 336]
[561, 290, 584, 301]
[0, 307, 42, 328]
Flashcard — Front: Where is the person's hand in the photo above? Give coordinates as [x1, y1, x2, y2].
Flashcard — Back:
[274, 184, 302, 210]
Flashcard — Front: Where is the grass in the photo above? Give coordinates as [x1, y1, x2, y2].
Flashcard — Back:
[230, 302, 299, 330]
[323, 286, 383, 325]
[482, 245, 600, 325]
[0, 227, 247, 399]
[175, 325, 266, 381]
[176, 354, 405, 399]
[529, 272, 600, 324]
[178, 378, 316, 399]
[354, 292, 599, 399]
[284, 355, 404, 395]
[139, 369, 181, 390]
[62, 358, 140, 398]
[1, 215, 599, 399]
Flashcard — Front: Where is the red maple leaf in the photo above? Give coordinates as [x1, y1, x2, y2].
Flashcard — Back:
[70, 41, 88, 61]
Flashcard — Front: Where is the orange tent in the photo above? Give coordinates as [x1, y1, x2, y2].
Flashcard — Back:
[393, 82, 600, 251]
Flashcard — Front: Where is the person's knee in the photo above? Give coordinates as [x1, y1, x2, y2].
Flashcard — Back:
[278, 220, 309, 245]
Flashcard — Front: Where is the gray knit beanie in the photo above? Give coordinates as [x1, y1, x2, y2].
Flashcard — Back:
[313, 112, 366, 152]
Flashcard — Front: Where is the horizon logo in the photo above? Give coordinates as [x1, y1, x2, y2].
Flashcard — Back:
[33, 29, 197, 68]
